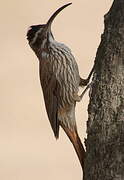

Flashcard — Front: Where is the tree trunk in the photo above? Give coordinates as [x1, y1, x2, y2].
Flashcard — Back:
[84, 0, 124, 179]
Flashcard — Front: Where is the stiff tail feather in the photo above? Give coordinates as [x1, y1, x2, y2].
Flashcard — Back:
[60, 123, 85, 170]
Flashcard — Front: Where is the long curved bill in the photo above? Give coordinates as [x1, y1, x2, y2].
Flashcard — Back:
[44, 3, 72, 32]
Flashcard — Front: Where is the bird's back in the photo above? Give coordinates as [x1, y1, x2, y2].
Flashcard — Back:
[39, 41, 80, 137]
[40, 41, 80, 107]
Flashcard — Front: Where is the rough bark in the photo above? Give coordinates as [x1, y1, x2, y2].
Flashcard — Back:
[84, 0, 124, 179]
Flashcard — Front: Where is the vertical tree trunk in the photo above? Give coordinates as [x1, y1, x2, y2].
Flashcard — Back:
[84, 0, 124, 179]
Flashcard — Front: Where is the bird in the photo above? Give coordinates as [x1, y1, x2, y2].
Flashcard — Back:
[27, 3, 94, 171]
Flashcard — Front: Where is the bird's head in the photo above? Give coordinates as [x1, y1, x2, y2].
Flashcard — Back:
[27, 3, 72, 49]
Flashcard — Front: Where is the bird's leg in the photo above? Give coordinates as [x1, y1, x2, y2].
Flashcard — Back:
[60, 123, 85, 171]
[79, 65, 94, 87]
[74, 82, 92, 102]
[79, 83, 92, 100]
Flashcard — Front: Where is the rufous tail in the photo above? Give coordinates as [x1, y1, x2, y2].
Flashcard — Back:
[60, 124, 85, 170]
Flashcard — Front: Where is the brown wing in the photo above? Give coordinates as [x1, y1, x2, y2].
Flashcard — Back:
[39, 62, 59, 139]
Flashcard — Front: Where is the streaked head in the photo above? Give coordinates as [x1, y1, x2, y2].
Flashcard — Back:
[27, 24, 45, 42]
[27, 3, 72, 46]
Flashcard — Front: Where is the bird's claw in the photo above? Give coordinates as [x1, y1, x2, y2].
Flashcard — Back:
[79, 78, 89, 87]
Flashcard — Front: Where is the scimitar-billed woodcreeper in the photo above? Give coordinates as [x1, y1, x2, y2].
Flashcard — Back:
[27, 3, 94, 171]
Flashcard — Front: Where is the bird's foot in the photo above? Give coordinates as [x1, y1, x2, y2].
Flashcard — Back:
[79, 78, 89, 87]
[74, 82, 92, 102]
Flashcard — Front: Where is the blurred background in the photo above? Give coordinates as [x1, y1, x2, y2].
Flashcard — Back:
[0, 0, 112, 180]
